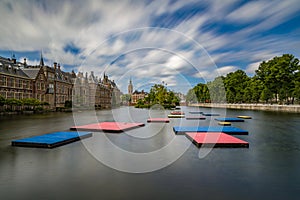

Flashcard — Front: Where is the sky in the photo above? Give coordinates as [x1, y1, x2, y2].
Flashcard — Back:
[0, 0, 300, 94]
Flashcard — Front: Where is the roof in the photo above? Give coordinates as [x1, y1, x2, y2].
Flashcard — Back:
[0, 57, 29, 78]
[22, 68, 40, 79]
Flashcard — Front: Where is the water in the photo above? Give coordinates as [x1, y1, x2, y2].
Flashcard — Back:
[1, 107, 300, 200]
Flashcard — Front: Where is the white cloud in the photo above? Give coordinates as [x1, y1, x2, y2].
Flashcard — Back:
[194, 65, 239, 81]
[245, 62, 260, 76]
[0, 0, 299, 93]
[226, 1, 269, 24]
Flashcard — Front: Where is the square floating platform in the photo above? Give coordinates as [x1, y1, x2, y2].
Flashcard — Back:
[173, 126, 248, 135]
[185, 132, 249, 148]
[202, 113, 220, 116]
[186, 116, 206, 120]
[168, 114, 185, 118]
[237, 115, 252, 119]
[218, 122, 231, 126]
[170, 111, 185, 115]
[70, 122, 145, 133]
[11, 131, 92, 148]
[189, 111, 203, 114]
[147, 118, 170, 123]
[215, 118, 245, 122]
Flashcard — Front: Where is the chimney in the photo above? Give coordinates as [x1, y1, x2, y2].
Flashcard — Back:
[58, 63, 61, 70]
[23, 58, 27, 68]
[54, 62, 57, 69]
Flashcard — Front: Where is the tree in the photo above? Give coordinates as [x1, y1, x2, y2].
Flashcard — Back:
[0, 95, 5, 106]
[186, 88, 198, 103]
[148, 84, 168, 105]
[193, 83, 210, 103]
[136, 84, 178, 109]
[5, 98, 22, 111]
[121, 94, 131, 104]
[207, 76, 226, 103]
[21, 98, 41, 110]
[64, 100, 72, 108]
[255, 54, 299, 103]
[223, 70, 250, 103]
[260, 87, 273, 103]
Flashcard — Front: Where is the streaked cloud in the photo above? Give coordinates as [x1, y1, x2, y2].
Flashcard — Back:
[0, 0, 299, 93]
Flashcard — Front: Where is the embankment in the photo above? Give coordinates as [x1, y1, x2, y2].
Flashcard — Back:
[189, 103, 300, 113]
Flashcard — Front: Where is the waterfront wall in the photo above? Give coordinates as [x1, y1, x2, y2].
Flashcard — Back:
[189, 103, 300, 113]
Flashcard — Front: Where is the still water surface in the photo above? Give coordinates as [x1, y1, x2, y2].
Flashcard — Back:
[0, 106, 300, 200]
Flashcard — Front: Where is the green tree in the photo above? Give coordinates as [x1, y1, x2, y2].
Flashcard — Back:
[260, 87, 273, 103]
[5, 98, 22, 111]
[121, 94, 131, 104]
[186, 88, 198, 103]
[255, 54, 299, 103]
[207, 76, 226, 103]
[293, 81, 300, 104]
[64, 100, 72, 108]
[0, 95, 5, 112]
[21, 98, 41, 110]
[223, 70, 250, 103]
[142, 84, 179, 109]
[193, 83, 210, 103]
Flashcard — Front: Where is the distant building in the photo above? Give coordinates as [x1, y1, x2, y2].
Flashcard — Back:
[73, 72, 121, 109]
[127, 79, 147, 105]
[0, 55, 35, 100]
[0, 54, 121, 111]
[42, 62, 74, 108]
[175, 92, 186, 106]
[131, 90, 147, 105]
[22, 67, 47, 102]
[128, 78, 133, 95]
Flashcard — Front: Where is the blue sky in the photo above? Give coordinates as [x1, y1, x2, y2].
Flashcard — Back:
[0, 0, 300, 94]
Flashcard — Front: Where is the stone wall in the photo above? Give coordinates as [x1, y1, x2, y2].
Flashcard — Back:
[189, 103, 300, 113]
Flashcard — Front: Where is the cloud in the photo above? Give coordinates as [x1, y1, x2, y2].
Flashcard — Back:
[226, 1, 270, 24]
[245, 62, 261, 76]
[194, 65, 239, 81]
[0, 0, 300, 94]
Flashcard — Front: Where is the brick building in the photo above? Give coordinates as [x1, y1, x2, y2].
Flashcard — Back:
[0, 54, 121, 111]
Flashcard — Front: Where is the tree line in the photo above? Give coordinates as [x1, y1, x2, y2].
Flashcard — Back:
[0, 96, 49, 112]
[186, 54, 300, 104]
[135, 84, 180, 109]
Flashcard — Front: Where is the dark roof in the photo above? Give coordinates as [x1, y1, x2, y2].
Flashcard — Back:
[0, 57, 29, 78]
[132, 90, 147, 94]
[22, 68, 40, 79]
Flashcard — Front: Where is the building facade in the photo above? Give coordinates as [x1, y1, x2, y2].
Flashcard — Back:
[0, 55, 121, 111]
[131, 90, 147, 104]
[0, 56, 34, 101]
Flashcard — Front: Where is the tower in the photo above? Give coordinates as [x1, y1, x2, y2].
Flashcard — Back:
[128, 78, 133, 95]
[39, 52, 44, 66]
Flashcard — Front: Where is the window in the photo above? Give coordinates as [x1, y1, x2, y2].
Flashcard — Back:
[0, 75, 6, 86]
[48, 84, 54, 94]
[18, 79, 22, 88]
[37, 82, 41, 90]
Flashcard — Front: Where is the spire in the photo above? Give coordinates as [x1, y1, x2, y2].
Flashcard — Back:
[11, 53, 17, 64]
[128, 77, 133, 94]
[39, 52, 44, 66]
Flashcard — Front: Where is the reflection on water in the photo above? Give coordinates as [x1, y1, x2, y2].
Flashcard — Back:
[1, 107, 300, 199]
